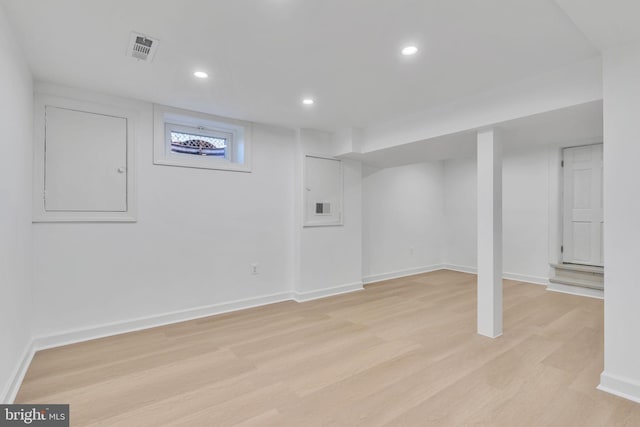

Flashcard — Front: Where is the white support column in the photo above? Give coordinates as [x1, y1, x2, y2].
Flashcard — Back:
[477, 128, 503, 338]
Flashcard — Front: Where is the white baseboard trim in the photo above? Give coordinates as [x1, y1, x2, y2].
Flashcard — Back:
[441, 264, 477, 274]
[292, 282, 363, 302]
[503, 272, 549, 286]
[4, 284, 369, 401]
[598, 372, 640, 403]
[1, 341, 36, 404]
[362, 264, 444, 284]
[546, 282, 603, 299]
[441, 264, 548, 286]
[32, 291, 293, 351]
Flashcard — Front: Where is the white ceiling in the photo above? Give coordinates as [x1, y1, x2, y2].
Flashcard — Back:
[554, 0, 640, 51]
[350, 100, 603, 168]
[1, 0, 599, 131]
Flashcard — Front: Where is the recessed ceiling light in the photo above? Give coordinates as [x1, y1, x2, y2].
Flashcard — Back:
[193, 71, 208, 79]
[302, 98, 314, 105]
[401, 46, 418, 56]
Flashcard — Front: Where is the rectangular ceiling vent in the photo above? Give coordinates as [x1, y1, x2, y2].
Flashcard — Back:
[127, 32, 159, 62]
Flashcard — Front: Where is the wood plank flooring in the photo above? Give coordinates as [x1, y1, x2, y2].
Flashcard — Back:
[16, 270, 640, 426]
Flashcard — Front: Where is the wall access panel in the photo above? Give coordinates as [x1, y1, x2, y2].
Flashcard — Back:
[33, 95, 136, 222]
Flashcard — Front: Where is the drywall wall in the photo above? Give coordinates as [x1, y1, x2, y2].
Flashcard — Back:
[502, 145, 551, 281]
[362, 162, 444, 282]
[442, 144, 551, 283]
[600, 41, 640, 402]
[0, 5, 33, 403]
[31, 84, 296, 339]
[293, 129, 363, 299]
[442, 157, 477, 270]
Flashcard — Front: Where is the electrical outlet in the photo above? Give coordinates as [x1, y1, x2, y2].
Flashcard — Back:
[251, 263, 259, 275]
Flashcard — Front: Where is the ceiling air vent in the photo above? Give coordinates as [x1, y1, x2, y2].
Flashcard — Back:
[127, 32, 159, 62]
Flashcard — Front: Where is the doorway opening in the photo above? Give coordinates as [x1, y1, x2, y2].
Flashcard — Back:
[561, 143, 603, 267]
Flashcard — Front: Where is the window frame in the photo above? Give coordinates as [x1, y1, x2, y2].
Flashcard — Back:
[153, 104, 252, 172]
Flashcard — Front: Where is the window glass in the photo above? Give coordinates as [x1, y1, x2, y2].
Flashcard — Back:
[170, 130, 226, 157]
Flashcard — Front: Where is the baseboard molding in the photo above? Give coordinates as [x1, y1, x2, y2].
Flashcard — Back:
[441, 264, 477, 274]
[546, 282, 604, 299]
[362, 264, 444, 284]
[598, 372, 640, 403]
[1, 341, 36, 404]
[292, 282, 363, 302]
[5, 284, 366, 402]
[503, 272, 549, 286]
[32, 291, 293, 351]
[1, 267, 591, 403]
[441, 264, 549, 286]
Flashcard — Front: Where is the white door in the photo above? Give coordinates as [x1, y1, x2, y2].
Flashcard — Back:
[562, 144, 603, 266]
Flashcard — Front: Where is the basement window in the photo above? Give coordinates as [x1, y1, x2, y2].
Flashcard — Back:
[168, 126, 229, 158]
[153, 104, 252, 172]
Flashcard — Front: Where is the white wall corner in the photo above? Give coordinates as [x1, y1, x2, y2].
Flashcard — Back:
[333, 127, 364, 157]
[1, 341, 36, 404]
[598, 372, 640, 404]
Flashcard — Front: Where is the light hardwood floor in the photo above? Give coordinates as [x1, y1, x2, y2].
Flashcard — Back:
[16, 270, 640, 426]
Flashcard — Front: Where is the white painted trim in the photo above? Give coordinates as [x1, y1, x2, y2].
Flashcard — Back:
[292, 282, 363, 302]
[153, 104, 252, 173]
[598, 372, 640, 403]
[547, 138, 604, 268]
[546, 282, 604, 299]
[441, 264, 477, 274]
[32, 93, 138, 222]
[478, 332, 503, 339]
[502, 272, 549, 286]
[362, 264, 444, 284]
[441, 264, 549, 286]
[3, 284, 372, 400]
[32, 292, 292, 351]
[1, 341, 36, 404]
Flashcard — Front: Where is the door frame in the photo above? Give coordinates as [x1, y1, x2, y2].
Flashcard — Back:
[547, 139, 603, 268]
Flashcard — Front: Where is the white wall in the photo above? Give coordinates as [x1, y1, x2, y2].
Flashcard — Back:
[0, 5, 33, 403]
[600, 41, 640, 402]
[293, 129, 363, 298]
[442, 144, 551, 283]
[442, 157, 477, 269]
[31, 84, 296, 339]
[362, 162, 444, 282]
[502, 146, 551, 281]
[360, 144, 555, 285]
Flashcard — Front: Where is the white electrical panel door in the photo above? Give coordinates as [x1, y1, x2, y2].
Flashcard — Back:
[45, 106, 128, 212]
[562, 144, 603, 266]
[304, 155, 343, 226]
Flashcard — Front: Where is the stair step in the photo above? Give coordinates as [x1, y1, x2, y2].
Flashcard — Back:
[555, 270, 603, 284]
[548, 276, 604, 291]
[550, 263, 604, 274]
